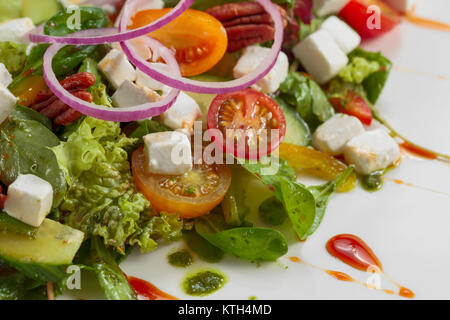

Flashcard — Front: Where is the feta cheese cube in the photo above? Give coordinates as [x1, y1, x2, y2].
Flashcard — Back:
[112, 38, 152, 61]
[0, 85, 17, 124]
[135, 63, 171, 95]
[160, 92, 201, 135]
[344, 129, 400, 175]
[4, 174, 53, 227]
[112, 80, 160, 108]
[382, 0, 416, 13]
[0, 63, 12, 87]
[0, 18, 35, 44]
[314, 0, 349, 16]
[143, 131, 193, 175]
[292, 29, 348, 84]
[98, 49, 136, 89]
[320, 16, 361, 54]
[313, 114, 365, 155]
[233, 46, 289, 93]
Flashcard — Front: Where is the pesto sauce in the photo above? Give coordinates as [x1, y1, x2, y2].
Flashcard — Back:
[361, 170, 384, 192]
[183, 270, 226, 296]
[168, 249, 193, 268]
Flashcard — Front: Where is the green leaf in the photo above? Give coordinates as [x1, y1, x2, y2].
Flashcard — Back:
[183, 230, 224, 263]
[195, 213, 288, 261]
[0, 212, 38, 239]
[10, 105, 52, 129]
[0, 118, 67, 207]
[279, 178, 316, 240]
[0, 42, 28, 75]
[44, 6, 109, 37]
[258, 196, 287, 226]
[128, 119, 172, 144]
[221, 165, 250, 226]
[279, 71, 334, 129]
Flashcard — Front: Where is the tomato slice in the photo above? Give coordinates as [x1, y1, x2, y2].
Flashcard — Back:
[207, 89, 286, 159]
[329, 91, 373, 125]
[129, 9, 227, 77]
[131, 147, 231, 218]
[339, 0, 402, 39]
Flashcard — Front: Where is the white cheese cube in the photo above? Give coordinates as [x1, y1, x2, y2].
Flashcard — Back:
[292, 29, 348, 84]
[143, 131, 193, 175]
[0, 85, 17, 124]
[320, 16, 361, 54]
[0, 18, 35, 44]
[135, 63, 171, 95]
[313, 114, 365, 155]
[0, 63, 12, 87]
[314, 0, 349, 16]
[98, 49, 136, 89]
[344, 129, 400, 175]
[4, 174, 53, 227]
[382, 0, 415, 13]
[160, 92, 201, 135]
[112, 38, 152, 61]
[112, 80, 160, 110]
[233, 46, 289, 93]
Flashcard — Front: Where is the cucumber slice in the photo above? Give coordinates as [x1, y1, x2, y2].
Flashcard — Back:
[0, 218, 84, 266]
[22, 0, 60, 24]
[276, 97, 311, 147]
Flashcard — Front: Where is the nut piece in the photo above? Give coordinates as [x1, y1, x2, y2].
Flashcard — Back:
[206, 2, 287, 53]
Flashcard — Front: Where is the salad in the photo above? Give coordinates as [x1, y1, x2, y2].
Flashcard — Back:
[0, 0, 442, 300]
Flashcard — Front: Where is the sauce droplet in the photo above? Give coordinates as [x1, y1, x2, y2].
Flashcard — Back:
[399, 287, 415, 299]
[326, 234, 382, 272]
[127, 276, 177, 300]
[326, 270, 354, 282]
[400, 142, 438, 160]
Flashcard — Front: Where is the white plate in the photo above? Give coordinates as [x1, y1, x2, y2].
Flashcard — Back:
[63, 0, 450, 300]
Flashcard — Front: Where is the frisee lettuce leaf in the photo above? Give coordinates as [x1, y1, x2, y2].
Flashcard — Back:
[52, 117, 182, 253]
[0, 42, 28, 76]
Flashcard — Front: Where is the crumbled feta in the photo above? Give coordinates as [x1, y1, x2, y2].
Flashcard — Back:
[344, 129, 401, 175]
[292, 29, 348, 84]
[233, 46, 289, 93]
[143, 131, 193, 175]
[98, 49, 136, 89]
[0, 63, 12, 87]
[112, 80, 160, 109]
[160, 92, 201, 135]
[382, 0, 416, 13]
[4, 174, 53, 227]
[0, 85, 17, 124]
[135, 63, 171, 95]
[313, 114, 365, 155]
[314, 0, 349, 16]
[320, 16, 361, 54]
[0, 18, 35, 44]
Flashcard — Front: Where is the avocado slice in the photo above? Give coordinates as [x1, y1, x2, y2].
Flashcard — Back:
[22, 0, 60, 24]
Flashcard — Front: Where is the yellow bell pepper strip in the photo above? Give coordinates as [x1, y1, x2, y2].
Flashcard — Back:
[10, 75, 47, 107]
[278, 143, 356, 192]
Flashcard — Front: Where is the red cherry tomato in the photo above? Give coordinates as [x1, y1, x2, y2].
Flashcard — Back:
[339, 0, 402, 39]
[329, 91, 373, 125]
[207, 89, 286, 159]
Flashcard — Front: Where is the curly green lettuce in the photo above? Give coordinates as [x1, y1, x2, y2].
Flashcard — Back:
[0, 42, 28, 75]
[52, 117, 182, 254]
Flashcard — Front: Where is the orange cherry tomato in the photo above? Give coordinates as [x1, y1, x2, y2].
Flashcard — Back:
[131, 147, 231, 218]
[129, 8, 228, 77]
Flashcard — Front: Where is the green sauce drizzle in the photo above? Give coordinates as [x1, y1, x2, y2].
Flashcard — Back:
[168, 249, 193, 268]
[183, 270, 226, 296]
[361, 170, 385, 192]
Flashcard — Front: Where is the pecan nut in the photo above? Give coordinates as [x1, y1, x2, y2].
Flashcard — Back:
[31, 72, 95, 126]
[206, 2, 287, 53]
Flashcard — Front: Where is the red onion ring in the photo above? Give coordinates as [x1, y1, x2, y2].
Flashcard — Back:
[120, 0, 284, 94]
[29, 0, 193, 45]
[42, 31, 181, 122]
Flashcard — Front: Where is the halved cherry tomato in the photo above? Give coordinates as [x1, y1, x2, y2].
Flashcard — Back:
[129, 9, 228, 77]
[339, 0, 402, 39]
[207, 89, 286, 159]
[131, 147, 231, 218]
[329, 91, 373, 125]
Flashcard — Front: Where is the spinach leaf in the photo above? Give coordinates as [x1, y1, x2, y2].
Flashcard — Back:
[347, 48, 392, 104]
[279, 71, 334, 129]
[306, 166, 354, 236]
[183, 230, 224, 263]
[195, 213, 288, 261]
[221, 165, 250, 226]
[0, 118, 66, 206]
[88, 237, 136, 300]
[0, 268, 47, 300]
[128, 119, 172, 143]
[10, 105, 52, 129]
[44, 6, 109, 37]
[0, 211, 38, 239]
[258, 196, 287, 226]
